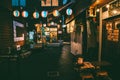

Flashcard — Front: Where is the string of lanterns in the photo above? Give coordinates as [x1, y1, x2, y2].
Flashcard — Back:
[13, 8, 73, 18]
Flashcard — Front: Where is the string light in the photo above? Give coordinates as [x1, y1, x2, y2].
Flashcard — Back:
[106, 4, 110, 8]
[96, 8, 100, 12]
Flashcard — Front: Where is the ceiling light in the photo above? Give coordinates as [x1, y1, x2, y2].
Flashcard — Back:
[96, 8, 100, 12]
[106, 4, 110, 8]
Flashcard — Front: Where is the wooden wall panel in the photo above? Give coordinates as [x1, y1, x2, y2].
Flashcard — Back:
[0, 7, 13, 54]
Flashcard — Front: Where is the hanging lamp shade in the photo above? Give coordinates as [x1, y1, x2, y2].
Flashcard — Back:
[53, 10, 60, 17]
[13, 10, 20, 17]
[66, 8, 73, 16]
[22, 10, 28, 18]
[33, 11, 39, 19]
[41, 11, 48, 18]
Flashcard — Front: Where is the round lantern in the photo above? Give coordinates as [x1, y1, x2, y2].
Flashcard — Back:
[33, 11, 39, 19]
[41, 11, 48, 18]
[53, 10, 60, 17]
[66, 8, 73, 16]
[13, 10, 20, 17]
[22, 10, 28, 18]
[63, 0, 68, 5]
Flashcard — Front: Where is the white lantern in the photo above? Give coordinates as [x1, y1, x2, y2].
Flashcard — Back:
[33, 11, 39, 19]
[66, 8, 73, 15]
[41, 11, 48, 18]
[13, 10, 20, 17]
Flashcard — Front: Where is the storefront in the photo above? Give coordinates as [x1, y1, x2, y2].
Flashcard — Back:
[101, 0, 120, 63]
[35, 24, 58, 44]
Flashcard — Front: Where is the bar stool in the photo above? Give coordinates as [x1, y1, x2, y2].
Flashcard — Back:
[96, 71, 108, 77]
[80, 73, 94, 80]
[96, 71, 109, 80]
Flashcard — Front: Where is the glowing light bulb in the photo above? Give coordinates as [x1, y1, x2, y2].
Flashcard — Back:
[96, 8, 100, 12]
[113, 10, 117, 14]
[106, 4, 110, 8]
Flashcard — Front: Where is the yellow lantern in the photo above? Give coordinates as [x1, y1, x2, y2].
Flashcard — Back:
[53, 10, 60, 17]
[33, 11, 39, 19]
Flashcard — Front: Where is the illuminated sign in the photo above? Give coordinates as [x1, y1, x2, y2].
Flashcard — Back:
[50, 28, 57, 31]
[20, 0, 26, 7]
[12, 0, 19, 6]
[13, 21, 24, 42]
[41, 0, 58, 6]
[12, 0, 26, 7]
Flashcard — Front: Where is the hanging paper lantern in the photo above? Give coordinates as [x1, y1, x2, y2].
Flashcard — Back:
[53, 10, 60, 17]
[66, 8, 73, 15]
[63, 0, 68, 5]
[41, 11, 48, 18]
[22, 10, 28, 18]
[13, 10, 20, 17]
[33, 11, 39, 19]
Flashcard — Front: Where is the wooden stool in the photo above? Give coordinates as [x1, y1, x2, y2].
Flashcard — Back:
[96, 71, 108, 77]
[96, 71, 110, 80]
[80, 73, 94, 80]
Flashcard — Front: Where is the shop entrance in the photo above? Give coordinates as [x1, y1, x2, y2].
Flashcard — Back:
[50, 32, 57, 43]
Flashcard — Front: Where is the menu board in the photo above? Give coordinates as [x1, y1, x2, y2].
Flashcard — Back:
[106, 22, 119, 42]
[113, 29, 119, 41]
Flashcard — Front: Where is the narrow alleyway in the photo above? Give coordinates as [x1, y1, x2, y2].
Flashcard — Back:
[0, 44, 77, 80]
[0, 44, 119, 80]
